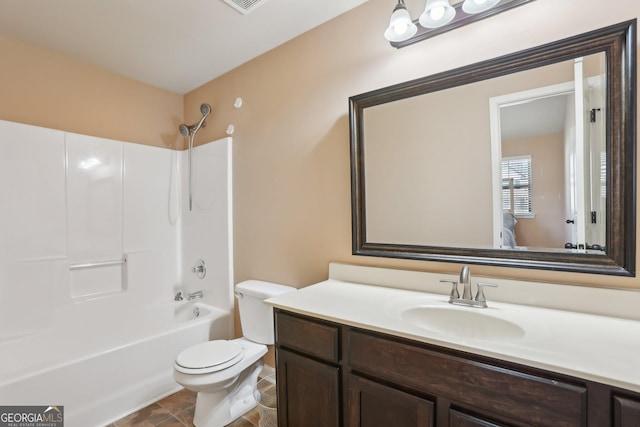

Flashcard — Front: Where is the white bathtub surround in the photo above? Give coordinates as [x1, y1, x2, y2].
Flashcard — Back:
[266, 263, 640, 394]
[0, 119, 234, 427]
[67, 133, 125, 299]
[179, 137, 234, 313]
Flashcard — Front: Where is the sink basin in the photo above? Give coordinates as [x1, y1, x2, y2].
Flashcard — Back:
[400, 306, 525, 341]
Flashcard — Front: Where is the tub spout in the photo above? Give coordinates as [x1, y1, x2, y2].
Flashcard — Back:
[187, 290, 203, 301]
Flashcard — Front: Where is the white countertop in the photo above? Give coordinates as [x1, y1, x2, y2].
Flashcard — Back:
[267, 278, 640, 393]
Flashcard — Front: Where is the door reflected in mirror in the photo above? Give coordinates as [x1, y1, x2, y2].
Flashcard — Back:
[492, 53, 606, 253]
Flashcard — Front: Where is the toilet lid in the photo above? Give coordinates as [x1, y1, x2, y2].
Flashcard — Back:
[175, 340, 245, 374]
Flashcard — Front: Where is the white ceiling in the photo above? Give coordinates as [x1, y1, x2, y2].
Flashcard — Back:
[0, 0, 368, 94]
[500, 94, 570, 140]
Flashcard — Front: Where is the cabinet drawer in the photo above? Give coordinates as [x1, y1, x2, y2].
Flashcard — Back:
[348, 330, 587, 427]
[449, 409, 508, 427]
[275, 310, 340, 363]
[613, 395, 640, 427]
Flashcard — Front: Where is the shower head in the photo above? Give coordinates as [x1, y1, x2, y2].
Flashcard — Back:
[179, 103, 212, 138]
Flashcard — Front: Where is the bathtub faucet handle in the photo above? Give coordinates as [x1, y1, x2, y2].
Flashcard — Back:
[192, 259, 207, 279]
[174, 291, 184, 301]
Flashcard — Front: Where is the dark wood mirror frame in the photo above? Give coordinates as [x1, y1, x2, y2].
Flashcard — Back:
[350, 20, 637, 276]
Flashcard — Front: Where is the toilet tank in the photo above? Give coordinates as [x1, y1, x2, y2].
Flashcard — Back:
[235, 280, 296, 345]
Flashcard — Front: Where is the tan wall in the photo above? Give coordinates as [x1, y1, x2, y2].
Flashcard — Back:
[364, 60, 575, 248]
[1, 0, 638, 355]
[186, 0, 640, 294]
[502, 133, 566, 249]
[0, 33, 183, 148]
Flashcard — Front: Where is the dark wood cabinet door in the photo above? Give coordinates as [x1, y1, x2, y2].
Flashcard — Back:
[613, 395, 640, 427]
[346, 374, 434, 427]
[276, 348, 341, 427]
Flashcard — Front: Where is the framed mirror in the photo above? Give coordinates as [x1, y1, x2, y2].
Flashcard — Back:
[350, 20, 636, 276]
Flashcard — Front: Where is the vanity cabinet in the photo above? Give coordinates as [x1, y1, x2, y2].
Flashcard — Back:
[275, 311, 341, 427]
[274, 309, 640, 427]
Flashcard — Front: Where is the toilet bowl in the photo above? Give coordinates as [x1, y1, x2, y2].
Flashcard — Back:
[173, 280, 295, 427]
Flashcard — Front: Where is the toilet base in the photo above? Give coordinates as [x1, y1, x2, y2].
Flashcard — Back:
[193, 359, 264, 427]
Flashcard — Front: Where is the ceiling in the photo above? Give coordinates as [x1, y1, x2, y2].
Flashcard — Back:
[0, 0, 368, 94]
[500, 94, 570, 140]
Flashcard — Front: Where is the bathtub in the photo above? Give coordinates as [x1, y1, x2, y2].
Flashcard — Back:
[0, 301, 230, 427]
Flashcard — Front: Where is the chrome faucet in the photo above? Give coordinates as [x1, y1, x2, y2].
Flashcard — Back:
[460, 265, 472, 301]
[174, 291, 184, 301]
[187, 290, 203, 301]
[439, 265, 497, 308]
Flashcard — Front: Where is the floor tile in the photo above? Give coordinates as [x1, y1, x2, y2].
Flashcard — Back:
[242, 407, 261, 425]
[114, 387, 266, 427]
[174, 406, 195, 427]
[155, 417, 186, 427]
[157, 389, 197, 415]
[115, 403, 174, 427]
[225, 416, 254, 427]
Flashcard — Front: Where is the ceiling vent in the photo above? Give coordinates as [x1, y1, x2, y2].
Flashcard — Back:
[222, 0, 269, 15]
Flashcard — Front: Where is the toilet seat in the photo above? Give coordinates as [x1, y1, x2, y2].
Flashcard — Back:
[175, 340, 245, 374]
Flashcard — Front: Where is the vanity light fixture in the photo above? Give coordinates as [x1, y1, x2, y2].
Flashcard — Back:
[385, 0, 536, 47]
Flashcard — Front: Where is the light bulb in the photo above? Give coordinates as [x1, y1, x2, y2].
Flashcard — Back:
[429, 6, 446, 21]
[384, 1, 417, 42]
[419, 0, 455, 28]
[394, 22, 409, 35]
[462, 0, 499, 14]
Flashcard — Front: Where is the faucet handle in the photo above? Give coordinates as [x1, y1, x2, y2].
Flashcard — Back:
[192, 259, 207, 279]
[439, 279, 459, 301]
[475, 282, 497, 304]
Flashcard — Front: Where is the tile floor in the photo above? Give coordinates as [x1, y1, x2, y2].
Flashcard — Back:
[107, 388, 262, 427]
[108, 366, 280, 427]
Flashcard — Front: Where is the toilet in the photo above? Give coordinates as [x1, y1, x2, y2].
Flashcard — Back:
[174, 280, 295, 427]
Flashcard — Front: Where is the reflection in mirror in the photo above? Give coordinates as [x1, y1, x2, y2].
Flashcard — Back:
[350, 21, 636, 275]
[364, 54, 606, 252]
[490, 53, 607, 253]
